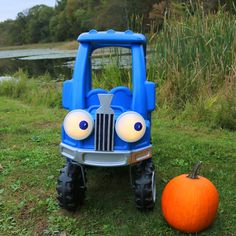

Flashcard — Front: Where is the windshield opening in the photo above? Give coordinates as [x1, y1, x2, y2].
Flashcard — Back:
[91, 47, 132, 91]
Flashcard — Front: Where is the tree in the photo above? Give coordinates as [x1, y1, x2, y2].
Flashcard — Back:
[25, 5, 54, 43]
[49, 12, 70, 41]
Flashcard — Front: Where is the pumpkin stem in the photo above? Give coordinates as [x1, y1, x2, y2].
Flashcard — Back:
[187, 161, 202, 179]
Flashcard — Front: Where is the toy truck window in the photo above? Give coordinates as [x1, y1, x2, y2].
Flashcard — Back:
[91, 47, 132, 90]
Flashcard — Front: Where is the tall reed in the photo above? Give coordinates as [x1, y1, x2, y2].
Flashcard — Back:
[148, 8, 236, 129]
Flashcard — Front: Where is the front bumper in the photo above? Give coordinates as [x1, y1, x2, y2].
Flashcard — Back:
[60, 143, 152, 167]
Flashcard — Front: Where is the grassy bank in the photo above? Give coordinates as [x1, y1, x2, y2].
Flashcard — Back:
[0, 97, 236, 235]
[0, 71, 62, 108]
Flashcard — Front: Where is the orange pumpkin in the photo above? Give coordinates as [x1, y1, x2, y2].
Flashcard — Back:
[161, 162, 219, 233]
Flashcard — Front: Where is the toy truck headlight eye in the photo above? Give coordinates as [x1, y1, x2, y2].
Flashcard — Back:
[115, 111, 146, 142]
[63, 110, 94, 140]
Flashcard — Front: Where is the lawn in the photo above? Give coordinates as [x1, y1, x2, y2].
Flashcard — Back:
[0, 97, 236, 235]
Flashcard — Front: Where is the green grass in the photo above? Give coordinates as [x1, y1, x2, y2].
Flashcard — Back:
[0, 97, 236, 235]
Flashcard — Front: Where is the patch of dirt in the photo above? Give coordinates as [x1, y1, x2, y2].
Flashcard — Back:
[32, 217, 48, 236]
[33, 120, 57, 129]
[18, 201, 35, 221]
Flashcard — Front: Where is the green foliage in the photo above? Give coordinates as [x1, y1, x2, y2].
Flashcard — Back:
[0, 5, 54, 45]
[0, 70, 62, 108]
[0, 0, 235, 46]
[150, 9, 236, 130]
[93, 65, 131, 90]
[25, 5, 54, 43]
[0, 0, 158, 46]
[0, 5, 236, 131]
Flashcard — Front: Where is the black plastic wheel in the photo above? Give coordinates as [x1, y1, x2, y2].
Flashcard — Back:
[56, 162, 86, 211]
[133, 159, 156, 210]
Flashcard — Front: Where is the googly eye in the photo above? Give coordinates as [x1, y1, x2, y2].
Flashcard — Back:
[115, 111, 146, 142]
[63, 110, 94, 140]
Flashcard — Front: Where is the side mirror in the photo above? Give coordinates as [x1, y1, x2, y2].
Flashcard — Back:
[62, 80, 73, 110]
[145, 82, 156, 111]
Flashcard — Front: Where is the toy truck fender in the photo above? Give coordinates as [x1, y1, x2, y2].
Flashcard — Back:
[62, 80, 155, 112]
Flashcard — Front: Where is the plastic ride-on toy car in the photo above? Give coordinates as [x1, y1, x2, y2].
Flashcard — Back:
[57, 29, 156, 211]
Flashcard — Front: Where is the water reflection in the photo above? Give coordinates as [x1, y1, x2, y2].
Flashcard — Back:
[0, 47, 133, 79]
[0, 58, 74, 79]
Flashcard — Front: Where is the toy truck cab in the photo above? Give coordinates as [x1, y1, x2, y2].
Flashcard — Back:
[57, 30, 156, 211]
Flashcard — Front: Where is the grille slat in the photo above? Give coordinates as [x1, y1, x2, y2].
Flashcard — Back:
[100, 114, 104, 150]
[109, 114, 114, 151]
[107, 114, 111, 150]
[102, 114, 105, 151]
[95, 113, 100, 149]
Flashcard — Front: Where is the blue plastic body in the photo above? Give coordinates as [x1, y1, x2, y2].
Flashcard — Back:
[62, 30, 156, 152]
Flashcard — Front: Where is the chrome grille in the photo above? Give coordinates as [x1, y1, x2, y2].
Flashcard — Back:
[95, 94, 114, 152]
[95, 113, 114, 151]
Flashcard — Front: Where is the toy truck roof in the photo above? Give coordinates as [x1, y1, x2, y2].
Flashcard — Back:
[78, 29, 146, 45]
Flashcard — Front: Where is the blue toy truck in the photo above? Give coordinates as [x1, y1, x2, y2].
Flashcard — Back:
[57, 29, 156, 211]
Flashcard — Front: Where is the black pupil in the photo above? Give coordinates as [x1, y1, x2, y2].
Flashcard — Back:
[79, 120, 88, 130]
[134, 122, 142, 131]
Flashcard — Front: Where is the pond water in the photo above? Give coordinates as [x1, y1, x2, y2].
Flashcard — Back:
[0, 49, 76, 79]
[0, 48, 132, 80]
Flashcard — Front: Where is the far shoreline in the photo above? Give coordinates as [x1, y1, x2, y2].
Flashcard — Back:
[0, 40, 79, 51]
